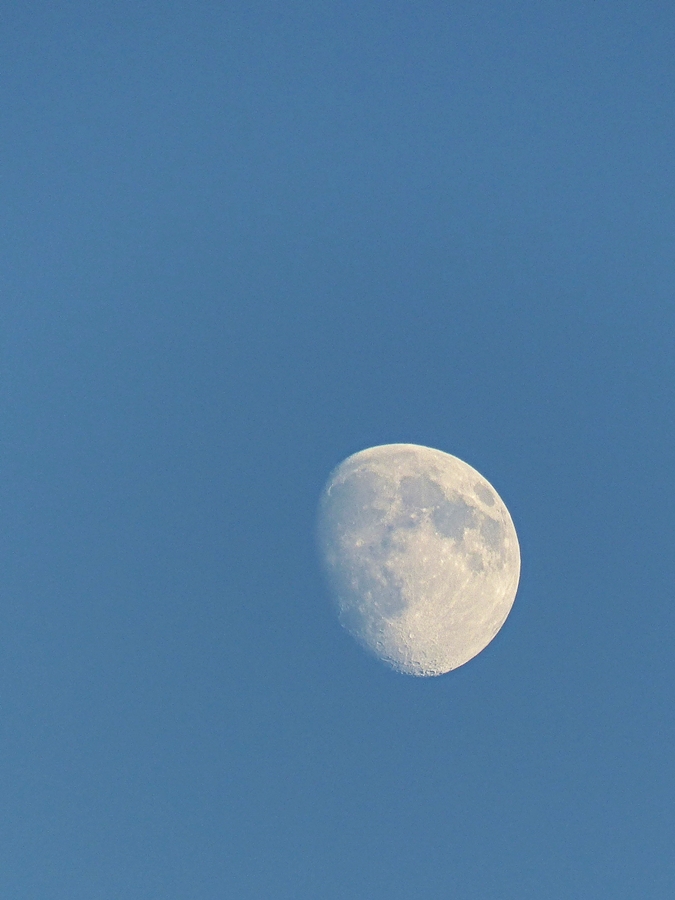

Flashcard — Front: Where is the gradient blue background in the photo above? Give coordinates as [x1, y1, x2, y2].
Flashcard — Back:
[1, 2, 674, 897]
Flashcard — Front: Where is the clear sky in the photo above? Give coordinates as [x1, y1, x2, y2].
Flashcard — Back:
[1, 2, 674, 897]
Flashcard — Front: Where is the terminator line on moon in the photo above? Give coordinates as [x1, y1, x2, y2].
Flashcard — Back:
[317, 444, 520, 676]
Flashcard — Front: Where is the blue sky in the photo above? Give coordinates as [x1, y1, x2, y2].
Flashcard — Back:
[1, 2, 674, 897]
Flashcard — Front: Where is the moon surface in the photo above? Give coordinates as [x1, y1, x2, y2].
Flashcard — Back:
[317, 444, 520, 676]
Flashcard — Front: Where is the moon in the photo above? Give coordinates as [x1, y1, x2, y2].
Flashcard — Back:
[317, 444, 520, 676]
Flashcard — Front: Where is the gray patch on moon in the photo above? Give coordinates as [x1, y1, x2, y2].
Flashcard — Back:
[474, 482, 495, 506]
[469, 553, 484, 572]
[480, 516, 503, 549]
[398, 475, 478, 542]
[400, 475, 446, 510]
[432, 496, 477, 541]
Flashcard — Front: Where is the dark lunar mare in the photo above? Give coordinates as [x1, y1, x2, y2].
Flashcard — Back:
[398, 474, 478, 541]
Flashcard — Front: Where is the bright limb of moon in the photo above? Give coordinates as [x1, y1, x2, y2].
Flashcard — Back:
[317, 444, 520, 676]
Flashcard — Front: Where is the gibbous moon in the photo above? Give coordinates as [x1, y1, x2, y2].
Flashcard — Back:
[317, 444, 520, 676]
